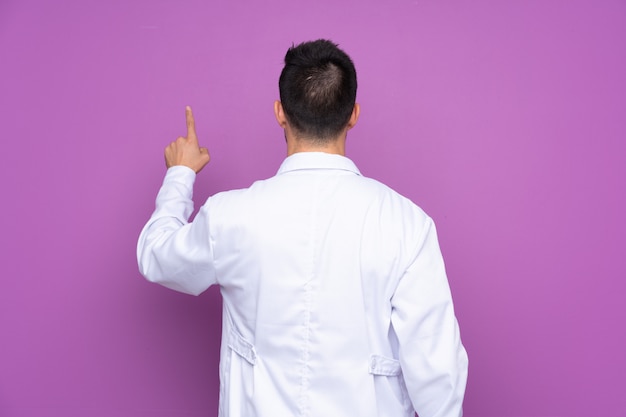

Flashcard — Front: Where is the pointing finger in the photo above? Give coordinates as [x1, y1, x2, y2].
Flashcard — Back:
[185, 106, 197, 142]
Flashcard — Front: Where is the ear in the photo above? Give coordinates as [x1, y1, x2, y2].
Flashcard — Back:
[274, 101, 288, 128]
[347, 103, 360, 129]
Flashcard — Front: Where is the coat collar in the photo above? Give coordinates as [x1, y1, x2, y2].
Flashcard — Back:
[277, 152, 361, 176]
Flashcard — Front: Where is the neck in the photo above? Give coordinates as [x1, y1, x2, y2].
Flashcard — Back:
[287, 138, 346, 156]
[285, 128, 347, 156]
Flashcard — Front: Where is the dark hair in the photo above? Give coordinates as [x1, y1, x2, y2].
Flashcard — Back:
[278, 39, 357, 141]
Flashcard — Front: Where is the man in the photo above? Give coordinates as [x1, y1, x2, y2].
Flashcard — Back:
[137, 39, 468, 417]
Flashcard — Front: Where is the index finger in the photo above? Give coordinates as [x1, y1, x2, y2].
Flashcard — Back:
[185, 106, 197, 141]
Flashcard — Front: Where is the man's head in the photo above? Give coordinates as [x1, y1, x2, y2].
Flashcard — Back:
[277, 39, 358, 143]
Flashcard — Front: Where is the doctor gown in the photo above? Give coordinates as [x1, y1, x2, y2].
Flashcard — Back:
[137, 152, 468, 417]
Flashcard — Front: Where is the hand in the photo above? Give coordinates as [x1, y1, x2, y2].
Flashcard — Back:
[164, 106, 211, 173]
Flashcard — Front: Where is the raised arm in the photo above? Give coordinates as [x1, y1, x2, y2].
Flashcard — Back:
[137, 107, 216, 295]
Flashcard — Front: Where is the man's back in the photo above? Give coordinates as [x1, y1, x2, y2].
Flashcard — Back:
[198, 152, 466, 416]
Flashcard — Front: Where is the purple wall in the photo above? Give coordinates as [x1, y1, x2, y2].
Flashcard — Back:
[1, 1, 625, 416]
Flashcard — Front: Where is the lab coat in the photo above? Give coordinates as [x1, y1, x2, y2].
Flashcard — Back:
[138, 152, 468, 417]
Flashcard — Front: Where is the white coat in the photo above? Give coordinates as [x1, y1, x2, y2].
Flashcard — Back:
[138, 152, 468, 417]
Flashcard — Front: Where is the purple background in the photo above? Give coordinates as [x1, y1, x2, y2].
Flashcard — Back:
[1, 1, 625, 416]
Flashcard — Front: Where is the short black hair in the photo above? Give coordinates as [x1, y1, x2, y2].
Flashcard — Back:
[278, 39, 357, 141]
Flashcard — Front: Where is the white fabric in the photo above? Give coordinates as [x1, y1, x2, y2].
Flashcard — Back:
[137, 152, 468, 417]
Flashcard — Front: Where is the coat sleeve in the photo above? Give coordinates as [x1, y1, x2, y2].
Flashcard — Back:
[390, 218, 468, 417]
[136, 166, 217, 296]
